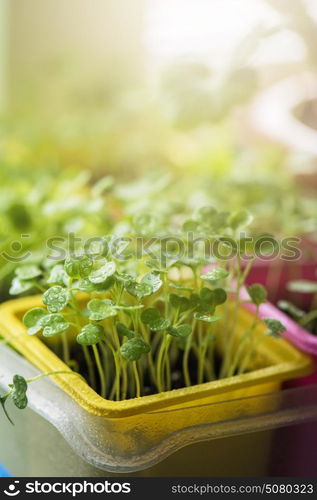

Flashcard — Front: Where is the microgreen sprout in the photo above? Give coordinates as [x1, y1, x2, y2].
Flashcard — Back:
[9, 208, 285, 401]
[0, 371, 82, 424]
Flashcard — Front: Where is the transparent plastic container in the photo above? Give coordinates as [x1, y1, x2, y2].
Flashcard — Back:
[1, 346, 317, 477]
[0, 296, 313, 476]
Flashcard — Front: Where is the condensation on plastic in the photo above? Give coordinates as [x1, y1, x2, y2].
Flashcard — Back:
[1, 345, 317, 473]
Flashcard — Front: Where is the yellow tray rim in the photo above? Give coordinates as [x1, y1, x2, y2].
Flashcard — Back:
[0, 295, 313, 418]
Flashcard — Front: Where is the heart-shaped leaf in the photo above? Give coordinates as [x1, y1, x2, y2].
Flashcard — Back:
[116, 322, 135, 340]
[141, 308, 170, 331]
[247, 284, 267, 306]
[194, 313, 221, 323]
[15, 265, 42, 280]
[229, 210, 253, 230]
[125, 280, 153, 300]
[9, 375, 28, 410]
[43, 286, 69, 313]
[9, 277, 35, 296]
[199, 287, 214, 302]
[47, 264, 70, 287]
[41, 314, 70, 337]
[76, 324, 105, 345]
[23, 307, 49, 335]
[89, 261, 116, 284]
[169, 294, 190, 312]
[167, 324, 192, 338]
[64, 255, 93, 278]
[120, 337, 151, 361]
[141, 271, 162, 293]
[73, 276, 115, 293]
[263, 318, 285, 338]
[200, 268, 229, 282]
[213, 288, 227, 305]
[87, 299, 117, 321]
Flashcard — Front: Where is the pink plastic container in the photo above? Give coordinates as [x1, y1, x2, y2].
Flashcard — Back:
[244, 299, 317, 386]
[244, 238, 317, 309]
[244, 298, 317, 477]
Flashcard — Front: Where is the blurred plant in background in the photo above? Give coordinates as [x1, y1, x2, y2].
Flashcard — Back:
[0, 0, 316, 303]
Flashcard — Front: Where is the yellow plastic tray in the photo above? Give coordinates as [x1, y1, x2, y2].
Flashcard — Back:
[0, 295, 312, 420]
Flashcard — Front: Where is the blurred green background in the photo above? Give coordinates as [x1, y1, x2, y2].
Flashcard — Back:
[0, 0, 316, 289]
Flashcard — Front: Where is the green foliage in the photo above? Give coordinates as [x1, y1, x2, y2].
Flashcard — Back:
[88, 261, 116, 284]
[120, 337, 151, 361]
[87, 299, 117, 321]
[77, 324, 105, 345]
[23, 307, 49, 335]
[41, 314, 70, 337]
[247, 284, 267, 306]
[43, 286, 69, 313]
[9, 375, 28, 410]
[200, 268, 229, 282]
[16, 265, 42, 280]
[9, 198, 285, 402]
[263, 318, 286, 338]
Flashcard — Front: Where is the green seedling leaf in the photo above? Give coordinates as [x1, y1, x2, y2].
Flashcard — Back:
[89, 261, 116, 284]
[23, 307, 49, 335]
[277, 300, 305, 320]
[120, 337, 151, 361]
[73, 276, 115, 293]
[43, 286, 69, 313]
[15, 265, 42, 280]
[229, 210, 253, 230]
[182, 219, 199, 232]
[200, 287, 214, 302]
[200, 268, 229, 282]
[167, 324, 191, 338]
[125, 280, 153, 300]
[214, 288, 227, 305]
[115, 272, 135, 283]
[287, 280, 317, 294]
[64, 255, 93, 279]
[41, 314, 70, 337]
[141, 271, 162, 293]
[198, 206, 217, 219]
[47, 264, 70, 287]
[169, 294, 190, 312]
[194, 313, 221, 323]
[263, 318, 286, 338]
[141, 308, 170, 331]
[116, 322, 135, 340]
[203, 211, 229, 231]
[7, 203, 31, 230]
[141, 307, 160, 324]
[188, 293, 200, 310]
[9, 375, 28, 410]
[247, 284, 267, 306]
[87, 299, 117, 321]
[9, 277, 35, 296]
[77, 324, 105, 345]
